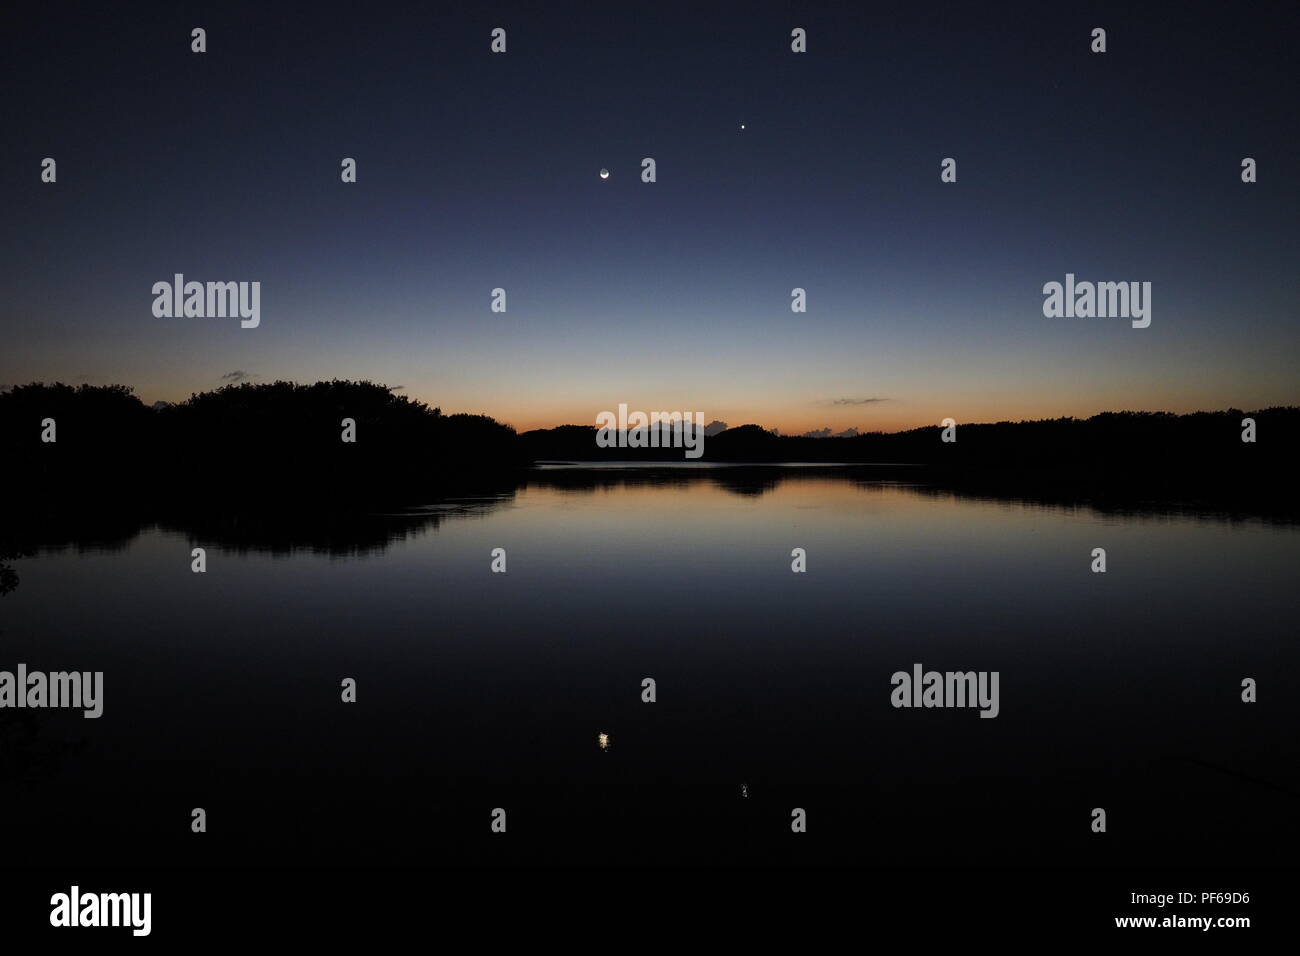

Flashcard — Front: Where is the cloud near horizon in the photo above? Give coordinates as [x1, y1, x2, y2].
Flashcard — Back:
[829, 398, 888, 406]
[799, 427, 862, 438]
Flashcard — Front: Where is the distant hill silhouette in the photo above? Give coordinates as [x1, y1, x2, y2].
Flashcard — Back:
[521, 409, 1296, 469]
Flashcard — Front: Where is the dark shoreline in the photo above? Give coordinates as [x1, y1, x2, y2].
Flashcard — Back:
[4, 383, 1296, 528]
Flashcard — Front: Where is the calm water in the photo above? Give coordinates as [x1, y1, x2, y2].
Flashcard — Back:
[2, 466, 1297, 867]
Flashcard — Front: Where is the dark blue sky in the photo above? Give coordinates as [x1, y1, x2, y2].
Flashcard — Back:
[3, 0, 1296, 432]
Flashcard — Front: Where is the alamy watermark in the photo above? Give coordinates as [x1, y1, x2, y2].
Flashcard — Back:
[890, 663, 999, 718]
[1042, 273, 1150, 328]
[0, 664, 103, 718]
[50, 886, 150, 936]
[596, 404, 706, 459]
[152, 274, 260, 328]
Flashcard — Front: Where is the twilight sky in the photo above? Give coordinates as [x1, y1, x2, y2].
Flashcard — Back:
[2, 0, 1296, 434]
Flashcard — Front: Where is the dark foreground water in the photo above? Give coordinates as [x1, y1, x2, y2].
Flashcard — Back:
[2, 465, 1297, 867]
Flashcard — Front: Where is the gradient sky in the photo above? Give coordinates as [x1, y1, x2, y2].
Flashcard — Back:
[3, 0, 1296, 433]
